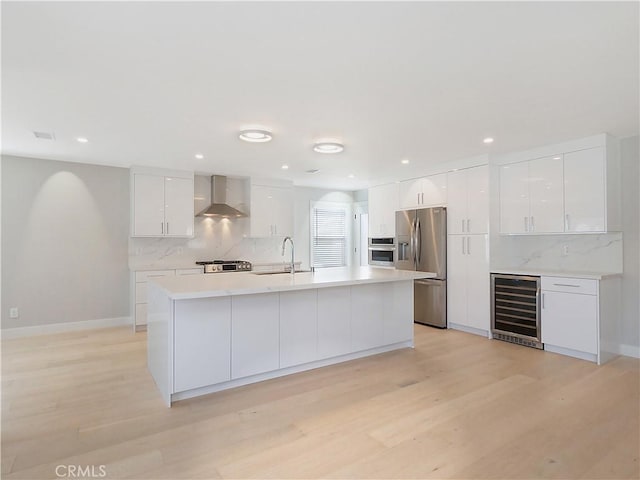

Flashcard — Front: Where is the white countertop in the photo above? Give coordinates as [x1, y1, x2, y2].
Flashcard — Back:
[490, 267, 621, 280]
[149, 266, 436, 300]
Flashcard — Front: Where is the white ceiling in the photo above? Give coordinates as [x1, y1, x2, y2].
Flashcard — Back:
[2, 1, 638, 190]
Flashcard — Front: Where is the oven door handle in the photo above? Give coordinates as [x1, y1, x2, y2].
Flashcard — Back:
[368, 246, 396, 251]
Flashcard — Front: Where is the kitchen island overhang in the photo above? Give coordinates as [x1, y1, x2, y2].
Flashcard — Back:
[147, 266, 436, 406]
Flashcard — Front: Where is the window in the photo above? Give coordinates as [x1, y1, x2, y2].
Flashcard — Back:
[310, 202, 350, 268]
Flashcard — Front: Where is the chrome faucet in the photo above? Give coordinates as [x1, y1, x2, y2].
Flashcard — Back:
[281, 236, 295, 274]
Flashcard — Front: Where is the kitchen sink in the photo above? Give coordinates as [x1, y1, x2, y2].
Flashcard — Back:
[252, 270, 312, 275]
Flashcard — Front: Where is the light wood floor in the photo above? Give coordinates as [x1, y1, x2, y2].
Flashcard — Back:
[1, 325, 638, 480]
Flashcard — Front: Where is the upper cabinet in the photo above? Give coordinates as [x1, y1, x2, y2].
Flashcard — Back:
[399, 173, 447, 209]
[447, 165, 489, 234]
[368, 183, 399, 238]
[131, 168, 194, 237]
[248, 180, 293, 237]
[499, 138, 620, 235]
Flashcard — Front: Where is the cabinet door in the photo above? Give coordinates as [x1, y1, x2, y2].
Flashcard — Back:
[164, 177, 194, 237]
[249, 185, 275, 237]
[465, 235, 490, 331]
[368, 186, 382, 237]
[280, 290, 318, 368]
[351, 283, 385, 351]
[399, 179, 423, 209]
[542, 291, 598, 354]
[564, 147, 605, 232]
[318, 287, 352, 359]
[446, 235, 467, 327]
[271, 186, 294, 237]
[383, 280, 414, 344]
[446, 170, 467, 235]
[466, 165, 489, 234]
[231, 293, 280, 379]
[380, 183, 399, 236]
[499, 162, 530, 234]
[421, 173, 447, 207]
[529, 156, 564, 233]
[133, 174, 165, 236]
[174, 297, 231, 392]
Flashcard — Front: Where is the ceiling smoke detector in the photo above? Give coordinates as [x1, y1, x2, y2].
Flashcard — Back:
[33, 131, 55, 140]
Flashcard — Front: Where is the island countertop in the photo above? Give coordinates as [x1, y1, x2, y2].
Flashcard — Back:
[149, 266, 436, 300]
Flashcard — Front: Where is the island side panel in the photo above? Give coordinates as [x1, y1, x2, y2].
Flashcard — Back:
[147, 283, 173, 407]
[174, 297, 232, 392]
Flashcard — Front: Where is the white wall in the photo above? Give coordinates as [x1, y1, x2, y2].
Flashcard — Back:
[1, 155, 130, 329]
[620, 135, 639, 355]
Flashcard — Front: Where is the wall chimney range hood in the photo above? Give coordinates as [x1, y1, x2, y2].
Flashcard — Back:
[196, 175, 247, 218]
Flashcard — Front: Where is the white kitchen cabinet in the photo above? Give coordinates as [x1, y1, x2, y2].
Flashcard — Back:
[447, 165, 489, 235]
[541, 275, 620, 364]
[231, 293, 280, 379]
[382, 280, 414, 344]
[564, 147, 606, 232]
[317, 287, 352, 359]
[131, 168, 194, 238]
[447, 234, 490, 335]
[368, 183, 399, 238]
[351, 283, 385, 351]
[173, 297, 231, 392]
[399, 173, 447, 209]
[249, 182, 294, 237]
[499, 157, 563, 234]
[280, 290, 318, 368]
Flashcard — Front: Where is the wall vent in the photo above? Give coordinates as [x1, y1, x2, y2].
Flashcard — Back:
[33, 131, 55, 140]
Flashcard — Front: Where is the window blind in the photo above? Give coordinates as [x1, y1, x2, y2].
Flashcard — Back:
[312, 205, 347, 268]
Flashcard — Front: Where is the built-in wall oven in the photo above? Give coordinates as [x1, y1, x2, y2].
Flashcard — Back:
[368, 238, 395, 267]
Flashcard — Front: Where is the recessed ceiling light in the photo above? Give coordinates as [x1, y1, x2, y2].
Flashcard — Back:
[239, 129, 272, 143]
[401, 159, 410, 164]
[553, 156, 561, 160]
[348, 174, 355, 178]
[195, 153, 204, 159]
[313, 142, 344, 154]
[281, 164, 289, 170]
[483, 137, 494, 144]
[76, 137, 89, 143]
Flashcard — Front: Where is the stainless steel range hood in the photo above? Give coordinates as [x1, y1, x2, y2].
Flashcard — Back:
[196, 175, 247, 218]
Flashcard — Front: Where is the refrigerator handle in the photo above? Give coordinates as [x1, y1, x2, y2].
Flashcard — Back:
[416, 217, 422, 265]
[412, 217, 418, 267]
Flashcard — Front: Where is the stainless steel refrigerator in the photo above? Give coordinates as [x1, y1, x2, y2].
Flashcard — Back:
[395, 207, 447, 328]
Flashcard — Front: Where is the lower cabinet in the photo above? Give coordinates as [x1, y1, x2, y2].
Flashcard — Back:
[351, 283, 385, 352]
[231, 293, 280, 379]
[447, 234, 490, 334]
[317, 287, 352, 359]
[173, 297, 231, 392]
[280, 290, 318, 368]
[383, 280, 414, 344]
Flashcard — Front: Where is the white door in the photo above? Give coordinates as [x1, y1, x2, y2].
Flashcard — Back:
[133, 174, 165, 236]
[542, 291, 598, 354]
[499, 162, 530, 234]
[399, 178, 423, 209]
[164, 176, 194, 237]
[446, 170, 467, 235]
[529, 156, 564, 233]
[466, 165, 489, 234]
[564, 147, 605, 232]
[465, 235, 490, 331]
[446, 235, 467, 327]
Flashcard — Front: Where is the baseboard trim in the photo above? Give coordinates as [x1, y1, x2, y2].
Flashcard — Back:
[618, 343, 640, 359]
[1, 317, 132, 339]
[448, 322, 490, 338]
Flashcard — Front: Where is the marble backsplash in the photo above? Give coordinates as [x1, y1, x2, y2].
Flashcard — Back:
[491, 232, 624, 273]
[129, 216, 286, 268]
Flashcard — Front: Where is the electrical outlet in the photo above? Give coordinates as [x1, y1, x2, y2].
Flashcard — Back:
[9, 307, 19, 319]
[562, 245, 569, 256]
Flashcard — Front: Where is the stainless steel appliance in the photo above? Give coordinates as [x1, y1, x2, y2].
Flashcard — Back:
[368, 237, 395, 267]
[395, 207, 447, 328]
[491, 273, 542, 349]
[196, 260, 252, 273]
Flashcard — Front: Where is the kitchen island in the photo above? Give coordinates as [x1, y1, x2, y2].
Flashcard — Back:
[147, 266, 435, 406]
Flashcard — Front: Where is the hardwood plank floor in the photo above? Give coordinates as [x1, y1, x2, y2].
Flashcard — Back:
[2, 325, 638, 479]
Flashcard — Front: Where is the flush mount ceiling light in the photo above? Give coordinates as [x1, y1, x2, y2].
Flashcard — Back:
[313, 142, 344, 154]
[239, 129, 272, 143]
[483, 137, 494, 144]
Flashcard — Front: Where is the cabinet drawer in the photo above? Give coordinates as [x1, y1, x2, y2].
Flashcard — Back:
[541, 276, 597, 295]
[135, 270, 174, 282]
[135, 282, 147, 304]
[176, 268, 204, 276]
